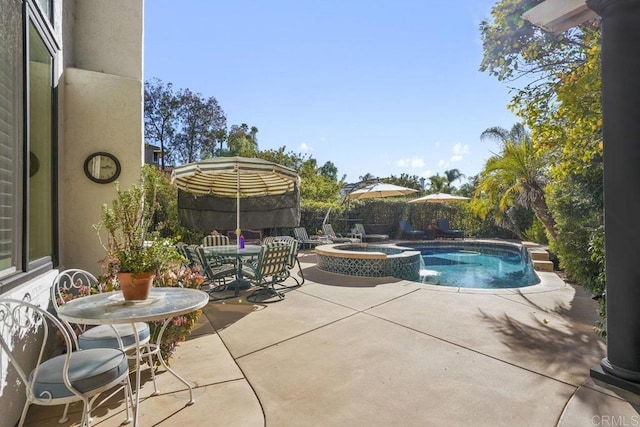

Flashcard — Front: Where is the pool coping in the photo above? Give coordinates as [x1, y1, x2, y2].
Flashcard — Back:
[315, 243, 403, 259]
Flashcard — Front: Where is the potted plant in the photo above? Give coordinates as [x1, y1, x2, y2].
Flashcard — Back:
[96, 173, 182, 300]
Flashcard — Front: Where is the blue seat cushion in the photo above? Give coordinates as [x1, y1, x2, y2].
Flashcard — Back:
[29, 348, 128, 399]
[79, 322, 150, 350]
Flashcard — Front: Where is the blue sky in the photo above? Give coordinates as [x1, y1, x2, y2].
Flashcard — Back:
[144, 1, 519, 185]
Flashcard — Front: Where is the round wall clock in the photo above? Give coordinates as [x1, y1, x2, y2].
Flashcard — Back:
[83, 152, 121, 184]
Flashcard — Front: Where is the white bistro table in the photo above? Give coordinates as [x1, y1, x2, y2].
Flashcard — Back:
[58, 287, 209, 426]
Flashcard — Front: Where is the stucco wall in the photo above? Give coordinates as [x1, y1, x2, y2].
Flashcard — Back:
[72, 0, 143, 80]
[62, 68, 143, 275]
[59, 0, 144, 275]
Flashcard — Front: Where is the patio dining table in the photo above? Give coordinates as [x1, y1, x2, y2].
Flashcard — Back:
[57, 287, 209, 427]
[202, 244, 262, 296]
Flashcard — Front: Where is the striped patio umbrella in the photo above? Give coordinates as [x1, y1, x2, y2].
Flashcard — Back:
[171, 157, 300, 239]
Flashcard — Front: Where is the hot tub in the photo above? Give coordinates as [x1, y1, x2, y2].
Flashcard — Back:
[315, 243, 421, 280]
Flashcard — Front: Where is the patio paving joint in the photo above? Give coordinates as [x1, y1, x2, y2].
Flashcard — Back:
[363, 309, 580, 390]
[227, 311, 362, 361]
[297, 285, 423, 312]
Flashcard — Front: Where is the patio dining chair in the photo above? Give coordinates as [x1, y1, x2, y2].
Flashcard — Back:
[180, 244, 235, 293]
[322, 223, 361, 243]
[245, 242, 292, 303]
[51, 269, 159, 407]
[202, 234, 230, 246]
[201, 234, 236, 264]
[0, 298, 133, 427]
[263, 235, 305, 287]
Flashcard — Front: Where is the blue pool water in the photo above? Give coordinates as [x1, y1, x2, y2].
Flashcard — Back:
[408, 243, 539, 289]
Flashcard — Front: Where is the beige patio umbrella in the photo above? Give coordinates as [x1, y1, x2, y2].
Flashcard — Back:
[171, 156, 300, 243]
[407, 192, 470, 204]
[341, 183, 419, 234]
[408, 192, 470, 222]
[345, 183, 419, 200]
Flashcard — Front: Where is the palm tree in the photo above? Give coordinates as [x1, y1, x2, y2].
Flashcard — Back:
[444, 169, 465, 189]
[476, 124, 557, 240]
[480, 123, 530, 147]
[428, 174, 449, 193]
[358, 173, 378, 184]
[227, 123, 259, 157]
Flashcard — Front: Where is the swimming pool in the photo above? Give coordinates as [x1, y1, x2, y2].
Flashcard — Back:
[403, 241, 539, 289]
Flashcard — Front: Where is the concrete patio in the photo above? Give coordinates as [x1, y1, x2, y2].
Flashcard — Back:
[23, 252, 640, 426]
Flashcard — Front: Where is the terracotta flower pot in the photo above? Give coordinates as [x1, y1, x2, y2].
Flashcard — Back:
[117, 272, 155, 301]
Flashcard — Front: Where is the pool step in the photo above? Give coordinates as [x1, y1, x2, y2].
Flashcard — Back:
[533, 260, 554, 271]
[529, 249, 550, 261]
[522, 242, 554, 271]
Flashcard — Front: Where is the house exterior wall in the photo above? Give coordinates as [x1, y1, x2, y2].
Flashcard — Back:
[0, 1, 144, 424]
[62, 68, 143, 275]
[60, 0, 144, 276]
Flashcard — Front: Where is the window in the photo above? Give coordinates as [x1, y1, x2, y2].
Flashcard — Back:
[28, 22, 53, 262]
[0, 0, 57, 289]
[0, 0, 23, 277]
[35, 0, 52, 22]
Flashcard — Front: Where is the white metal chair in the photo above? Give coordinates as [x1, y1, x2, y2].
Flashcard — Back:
[0, 298, 133, 427]
[51, 270, 159, 403]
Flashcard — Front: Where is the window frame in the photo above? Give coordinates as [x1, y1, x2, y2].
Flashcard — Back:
[0, 0, 59, 294]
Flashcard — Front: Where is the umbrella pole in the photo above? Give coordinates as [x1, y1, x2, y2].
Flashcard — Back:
[236, 167, 241, 246]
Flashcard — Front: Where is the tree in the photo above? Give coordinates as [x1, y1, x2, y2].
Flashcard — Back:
[144, 78, 180, 170]
[144, 79, 227, 166]
[298, 158, 343, 202]
[476, 123, 556, 240]
[226, 123, 259, 157]
[174, 89, 226, 163]
[384, 174, 422, 191]
[480, 1, 604, 323]
[358, 173, 377, 184]
[319, 161, 339, 182]
[258, 147, 306, 170]
[444, 169, 465, 188]
[428, 174, 449, 193]
[257, 148, 343, 203]
[479, 0, 598, 84]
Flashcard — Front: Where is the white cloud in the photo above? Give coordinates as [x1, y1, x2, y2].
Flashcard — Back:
[300, 142, 313, 153]
[450, 142, 469, 163]
[395, 156, 425, 169]
[438, 159, 448, 168]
